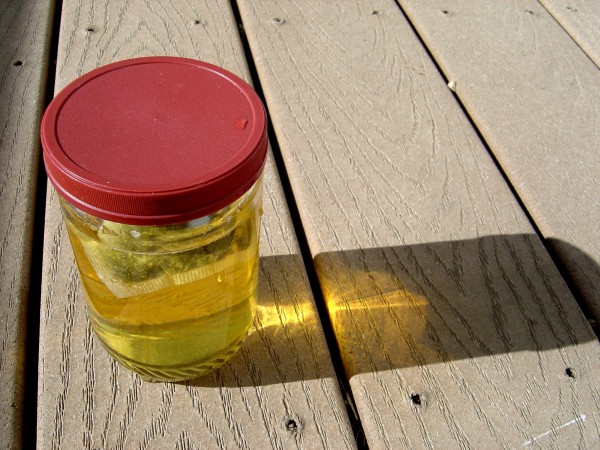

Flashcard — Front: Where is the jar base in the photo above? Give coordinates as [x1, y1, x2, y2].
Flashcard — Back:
[102, 336, 247, 382]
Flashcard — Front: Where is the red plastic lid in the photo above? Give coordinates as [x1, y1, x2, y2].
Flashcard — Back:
[41, 57, 267, 225]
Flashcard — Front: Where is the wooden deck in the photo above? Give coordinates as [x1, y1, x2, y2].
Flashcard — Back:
[1, 0, 599, 448]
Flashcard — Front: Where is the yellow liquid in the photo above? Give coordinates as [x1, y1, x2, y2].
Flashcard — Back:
[61, 185, 261, 382]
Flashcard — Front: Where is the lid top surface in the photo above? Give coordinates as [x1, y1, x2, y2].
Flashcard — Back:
[54, 59, 257, 191]
[42, 57, 267, 224]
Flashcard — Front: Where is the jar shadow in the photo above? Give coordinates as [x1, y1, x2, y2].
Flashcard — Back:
[186, 234, 598, 388]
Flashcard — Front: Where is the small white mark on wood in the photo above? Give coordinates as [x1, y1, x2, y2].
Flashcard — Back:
[346, 392, 359, 420]
[447, 80, 457, 92]
[522, 414, 586, 446]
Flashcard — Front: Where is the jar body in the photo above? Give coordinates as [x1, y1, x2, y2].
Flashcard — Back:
[60, 179, 263, 382]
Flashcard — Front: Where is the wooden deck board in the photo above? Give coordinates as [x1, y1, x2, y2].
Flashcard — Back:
[540, 0, 600, 69]
[237, 0, 600, 447]
[0, 0, 54, 447]
[37, 1, 355, 448]
[399, 0, 600, 321]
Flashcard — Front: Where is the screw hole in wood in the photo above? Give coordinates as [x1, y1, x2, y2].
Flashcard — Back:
[285, 419, 298, 433]
[410, 393, 422, 405]
[282, 414, 302, 435]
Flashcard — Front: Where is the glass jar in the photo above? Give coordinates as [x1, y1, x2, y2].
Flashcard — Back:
[41, 57, 268, 381]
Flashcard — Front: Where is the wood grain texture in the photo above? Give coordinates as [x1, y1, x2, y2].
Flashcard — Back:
[0, 0, 54, 447]
[540, 0, 600, 69]
[37, 1, 355, 449]
[399, 0, 600, 321]
[236, 0, 600, 447]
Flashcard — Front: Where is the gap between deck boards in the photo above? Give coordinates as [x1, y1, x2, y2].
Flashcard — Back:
[22, 0, 63, 448]
[230, 1, 368, 446]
